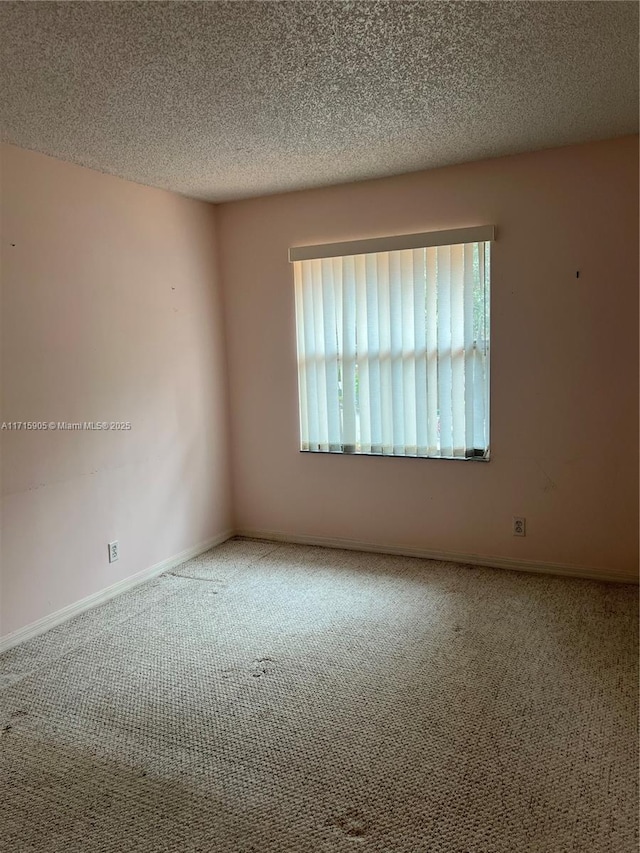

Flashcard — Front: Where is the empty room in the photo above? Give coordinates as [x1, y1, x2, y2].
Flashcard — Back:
[0, 2, 638, 852]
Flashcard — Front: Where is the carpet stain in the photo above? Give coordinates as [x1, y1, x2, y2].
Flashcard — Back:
[251, 658, 275, 678]
[220, 659, 276, 680]
[167, 572, 228, 589]
[328, 809, 369, 840]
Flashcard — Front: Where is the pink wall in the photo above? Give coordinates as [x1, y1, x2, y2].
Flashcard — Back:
[1, 145, 232, 636]
[218, 136, 639, 580]
[1, 137, 637, 640]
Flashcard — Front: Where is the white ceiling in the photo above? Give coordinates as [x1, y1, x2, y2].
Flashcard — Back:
[1, 1, 638, 202]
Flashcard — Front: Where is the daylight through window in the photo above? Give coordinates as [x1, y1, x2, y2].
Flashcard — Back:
[291, 226, 493, 459]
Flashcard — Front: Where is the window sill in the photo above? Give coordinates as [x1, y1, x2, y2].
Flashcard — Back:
[299, 449, 490, 462]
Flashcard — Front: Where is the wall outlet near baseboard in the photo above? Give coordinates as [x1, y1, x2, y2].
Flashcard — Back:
[512, 517, 526, 537]
[108, 541, 119, 563]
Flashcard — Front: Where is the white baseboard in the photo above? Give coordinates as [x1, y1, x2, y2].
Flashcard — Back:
[236, 528, 639, 585]
[3, 525, 635, 654]
[0, 529, 234, 654]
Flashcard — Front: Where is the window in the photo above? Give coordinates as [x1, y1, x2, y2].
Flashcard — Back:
[291, 226, 493, 460]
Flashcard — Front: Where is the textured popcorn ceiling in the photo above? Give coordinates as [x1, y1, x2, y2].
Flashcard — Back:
[1, 1, 638, 202]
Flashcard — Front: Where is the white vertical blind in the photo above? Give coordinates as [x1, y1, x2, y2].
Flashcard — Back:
[293, 234, 491, 459]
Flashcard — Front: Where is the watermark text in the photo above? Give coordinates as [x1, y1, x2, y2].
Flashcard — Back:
[1, 421, 132, 431]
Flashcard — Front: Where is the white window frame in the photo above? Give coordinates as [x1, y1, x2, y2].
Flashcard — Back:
[290, 226, 494, 460]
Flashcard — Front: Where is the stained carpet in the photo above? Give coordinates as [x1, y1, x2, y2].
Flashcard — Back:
[1, 538, 638, 852]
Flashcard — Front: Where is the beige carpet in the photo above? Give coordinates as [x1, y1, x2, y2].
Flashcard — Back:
[1, 538, 638, 852]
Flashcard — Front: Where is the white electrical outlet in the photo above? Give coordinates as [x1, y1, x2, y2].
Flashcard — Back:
[108, 540, 119, 563]
[512, 517, 526, 537]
